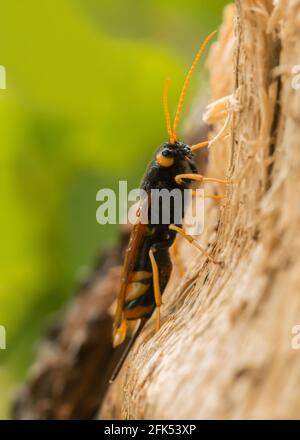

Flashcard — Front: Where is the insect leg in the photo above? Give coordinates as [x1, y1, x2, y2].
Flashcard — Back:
[175, 173, 232, 185]
[149, 248, 162, 331]
[190, 140, 209, 151]
[171, 240, 185, 276]
[148, 234, 176, 332]
[191, 190, 224, 200]
[169, 224, 221, 265]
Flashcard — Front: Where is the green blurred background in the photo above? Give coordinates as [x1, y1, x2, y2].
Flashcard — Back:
[0, 0, 229, 418]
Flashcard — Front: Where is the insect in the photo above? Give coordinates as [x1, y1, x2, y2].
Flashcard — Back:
[110, 31, 230, 382]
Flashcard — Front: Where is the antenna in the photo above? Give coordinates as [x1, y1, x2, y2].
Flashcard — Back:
[163, 79, 174, 143]
[172, 30, 217, 143]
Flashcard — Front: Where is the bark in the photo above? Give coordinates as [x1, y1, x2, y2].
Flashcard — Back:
[100, 0, 300, 419]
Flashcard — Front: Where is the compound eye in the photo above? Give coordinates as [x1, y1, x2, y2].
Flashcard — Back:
[156, 151, 174, 167]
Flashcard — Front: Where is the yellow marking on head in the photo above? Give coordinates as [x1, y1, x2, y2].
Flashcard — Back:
[156, 152, 174, 167]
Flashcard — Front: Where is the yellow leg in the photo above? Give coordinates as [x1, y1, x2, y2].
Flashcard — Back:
[191, 189, 224, 200]
[171, 240, 185, 276]
[175, 173, 232, 185]
[190, 140, 209, 151]
[113, 319, 128, 348]
[149, 248, 162, 332]
[169, 224, 221, 265]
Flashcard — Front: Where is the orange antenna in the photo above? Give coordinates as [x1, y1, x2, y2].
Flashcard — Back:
[163, 79, 174, 143]
[172, 30, 217, 143]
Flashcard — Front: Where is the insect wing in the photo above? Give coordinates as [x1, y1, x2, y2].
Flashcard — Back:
[114, 195, 150, 328]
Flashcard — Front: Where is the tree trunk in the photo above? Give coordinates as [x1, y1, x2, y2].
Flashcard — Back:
[100, 0, 300, 419]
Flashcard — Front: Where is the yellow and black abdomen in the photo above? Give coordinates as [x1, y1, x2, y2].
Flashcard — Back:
[123, 233, 173, 321]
